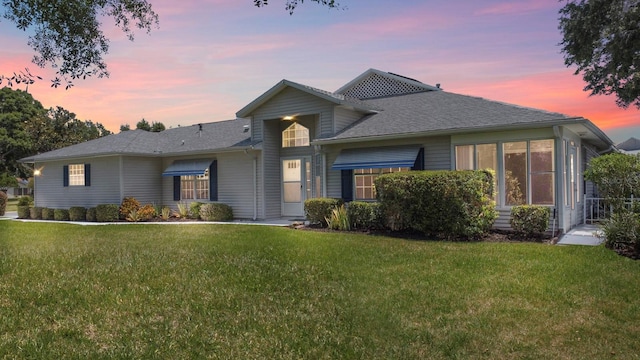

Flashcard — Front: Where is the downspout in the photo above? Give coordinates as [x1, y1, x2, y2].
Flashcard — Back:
[253, 154, 257, 221]
[553, 126, 562, 236]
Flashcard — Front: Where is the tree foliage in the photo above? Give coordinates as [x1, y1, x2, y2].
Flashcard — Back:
[253, 0, 342, 14]
[0, 87, 44, 177]
[559, 0, 640, 108]
[0, 87, 111, 178]
[151, 121, 165, 132]
[120, 124, 131, 132]
[0, 0, 158, 89]
[136, 118, 151, 131]
[584, 152, 640, 203]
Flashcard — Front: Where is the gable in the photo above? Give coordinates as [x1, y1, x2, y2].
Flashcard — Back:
[336, 69, 440, 100]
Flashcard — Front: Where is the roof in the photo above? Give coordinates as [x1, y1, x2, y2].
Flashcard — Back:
[617, 137, 640, 151]
[314, 90, 612, 148]
[236, 79, 379, 118]
[21, 119, 253, 162]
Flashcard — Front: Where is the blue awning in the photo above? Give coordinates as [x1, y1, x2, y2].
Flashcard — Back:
[331, 145, 421, 170]
[162, 159, 212, 177]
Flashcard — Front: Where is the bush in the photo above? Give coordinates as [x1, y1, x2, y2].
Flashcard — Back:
[138, 204, 156, 221]
[86, 207, 97, 222]
[119, 197, 140, 219]
[30, 207, 42, 219]
[160, 206, 171, 220]
[54, 209, 70, 221]
[346, 201, 380, 230]
[199, 203, 233, 221]
[0, 191, 7, 216]
[17, 196, 33, 206]
[376, 170, 497, 238]
[510, 205, 550, 237]
[304, 198, 344, 227]
[41, 208, 54, 220]
[176, 202, 190, 218]
[601, 210, 640, 253]
[190, 201, 203, 219]
[17, 206, 30, 219]
[96, 204, 120, 222]
[69, 207, 87, 221]
[327, 204, 350, 231]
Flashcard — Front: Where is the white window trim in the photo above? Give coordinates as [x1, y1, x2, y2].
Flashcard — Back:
[68, 164, 85, 186]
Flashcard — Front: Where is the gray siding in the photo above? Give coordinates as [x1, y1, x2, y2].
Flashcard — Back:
[251, 87, 335, 137]
[262, 120, 282, 218]
[333, 107, 363, 134]
[34, 156, 121, 208]
[218, 152, 257, 219]
[424, 136, 451, 170]
[122, 157, 163, 205]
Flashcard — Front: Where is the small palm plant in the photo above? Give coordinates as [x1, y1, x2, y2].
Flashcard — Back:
[326, 204, 351, 231]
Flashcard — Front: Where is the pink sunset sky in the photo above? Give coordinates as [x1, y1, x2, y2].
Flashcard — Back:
[1, 0, 638, 143]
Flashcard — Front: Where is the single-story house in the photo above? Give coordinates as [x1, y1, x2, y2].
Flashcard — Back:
[617, 137, 640, 155]
[21, 69, 615, 233]
[1, 178, 31, 198]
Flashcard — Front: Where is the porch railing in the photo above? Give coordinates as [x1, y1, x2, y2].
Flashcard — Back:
[584, 196, 640, 224]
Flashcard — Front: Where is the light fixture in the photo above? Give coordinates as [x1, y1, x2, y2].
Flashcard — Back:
[34, 168, 42, 176]
[282, 115, 295, 121]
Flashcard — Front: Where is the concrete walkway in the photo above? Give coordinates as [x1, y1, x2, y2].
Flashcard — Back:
[557, 224, 604, 246]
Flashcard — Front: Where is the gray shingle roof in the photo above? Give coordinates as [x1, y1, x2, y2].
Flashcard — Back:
[321, 91, 578, 141]
[21, 119, 252, 162]
[617, 137, 640, 151]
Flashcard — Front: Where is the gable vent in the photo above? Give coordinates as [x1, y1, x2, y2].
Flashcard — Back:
[340, 73, 430, 99]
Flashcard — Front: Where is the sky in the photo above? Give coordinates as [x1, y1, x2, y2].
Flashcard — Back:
[0, 0, 638, 144]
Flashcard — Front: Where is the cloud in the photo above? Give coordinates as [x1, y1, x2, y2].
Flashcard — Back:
[474, 0, 558, 16]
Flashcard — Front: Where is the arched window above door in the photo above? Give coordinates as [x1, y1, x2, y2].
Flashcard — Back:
[282, 122, 309, 148]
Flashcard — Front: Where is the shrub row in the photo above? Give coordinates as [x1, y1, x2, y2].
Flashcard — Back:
[305, 170, 499, 239]
[510, 205, 550, 237]
[17, 198, 234, 223]
[375, 170, 497, 238]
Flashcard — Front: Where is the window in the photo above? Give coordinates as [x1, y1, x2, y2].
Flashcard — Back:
[456, 140, 554, 206]
[180, 172, 209, 200]
[503, 140, 555, 206]
[68, 164, 85, 186]
[504, 142, 527, 205]
[455, 144, 498, 201]
[282, 122, 309, 148]
[354, 167, 409, 200]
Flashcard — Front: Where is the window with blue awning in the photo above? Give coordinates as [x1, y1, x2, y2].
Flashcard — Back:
[331, 145, 422, 170]
[162, 159, 213, 177]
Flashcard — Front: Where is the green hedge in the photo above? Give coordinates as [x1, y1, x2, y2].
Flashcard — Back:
[54, 209, 70, 221]
[69, 207, 87, 221]
[199, 203, 233, 221]
[17, 206, 30, 219]
[190, 202, 203, 220]
[304, 198, 344, 227]
[375, 170, 497, 238]
[510, 205, 550, 236]
[86, 207, 97, 222]
[96, 204, 120, 222]
[30, 207, 42, 220]
[346, 201, 380, 230]
[41, 208, 54, 220]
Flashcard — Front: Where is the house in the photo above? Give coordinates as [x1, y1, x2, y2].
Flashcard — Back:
[617, 137, 640, 155]
[2, 178, 31, 199]
[20, 69, 614, 233]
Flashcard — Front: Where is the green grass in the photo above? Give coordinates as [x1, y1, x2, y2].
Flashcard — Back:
[0, 222, 639, 359]
[4, 198, 18, 212]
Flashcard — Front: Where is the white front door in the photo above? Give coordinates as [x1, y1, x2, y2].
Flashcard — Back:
[282, 158, 309, 217]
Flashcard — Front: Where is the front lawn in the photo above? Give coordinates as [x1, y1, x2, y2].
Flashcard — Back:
[0, 221, 638, 359]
